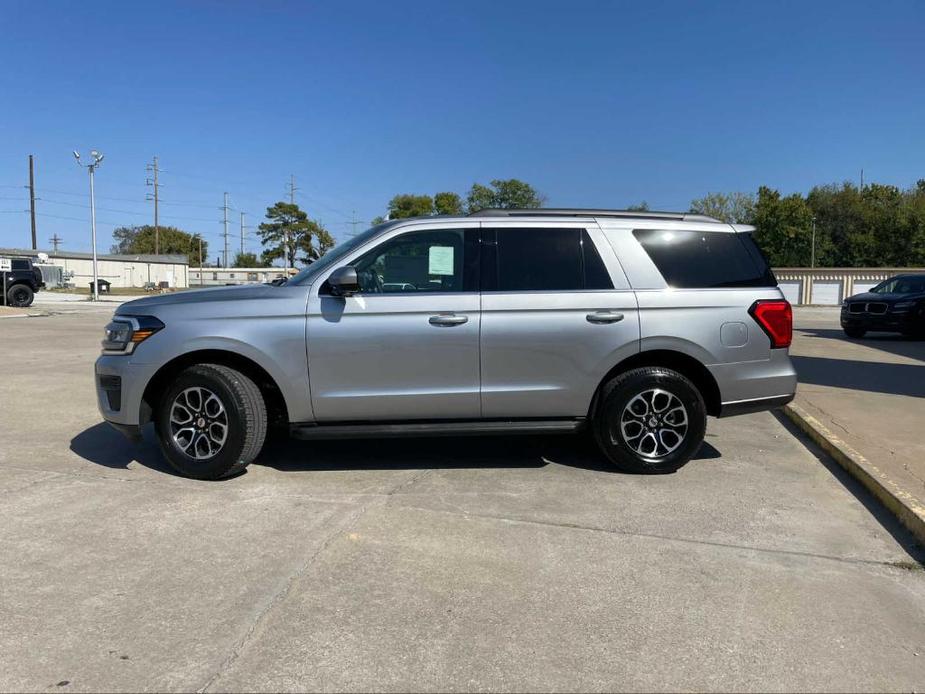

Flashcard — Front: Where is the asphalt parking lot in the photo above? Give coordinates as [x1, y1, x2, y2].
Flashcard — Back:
[2, 308, 924, 692]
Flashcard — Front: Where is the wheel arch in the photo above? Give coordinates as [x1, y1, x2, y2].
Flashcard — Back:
[140, 349, 289, 428]
[589, 349, 722, 418]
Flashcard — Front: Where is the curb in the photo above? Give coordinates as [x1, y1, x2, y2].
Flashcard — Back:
[782, 401, 925, 547]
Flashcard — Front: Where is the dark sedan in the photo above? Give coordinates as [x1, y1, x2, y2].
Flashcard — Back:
[840, 274, 925, 338]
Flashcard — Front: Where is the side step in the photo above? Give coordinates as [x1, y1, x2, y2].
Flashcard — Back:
[290, 418, 586, 440]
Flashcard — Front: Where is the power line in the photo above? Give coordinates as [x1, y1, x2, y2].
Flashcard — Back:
[48, 233, 62, 253]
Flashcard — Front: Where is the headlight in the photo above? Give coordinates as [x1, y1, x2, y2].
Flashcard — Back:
[893, 301, 915, 311]
[102, 315, 164, 354]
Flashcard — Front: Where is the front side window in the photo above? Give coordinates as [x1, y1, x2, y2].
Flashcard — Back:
[351, 229, 475, 294]
[484, 227, 614, 291]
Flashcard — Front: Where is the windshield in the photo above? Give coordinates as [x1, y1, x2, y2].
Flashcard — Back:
[871, 276, 925, 295]
[289, 222, 397, 286]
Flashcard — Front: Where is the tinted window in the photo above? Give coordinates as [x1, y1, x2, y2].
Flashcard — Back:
[486, 228, 613, 292]
[872, 276, 925, 294]
[582, 229, 613, 290]
[352, 229, 475, 294]
[633, 229, 776, 288]
[11, 259, 29, 270]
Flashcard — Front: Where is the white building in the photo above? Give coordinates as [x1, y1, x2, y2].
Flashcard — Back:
[0, 247, 189, 288]
[189, 266, 298, 286]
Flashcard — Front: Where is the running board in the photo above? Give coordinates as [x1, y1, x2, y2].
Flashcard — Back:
[290, 418, 586, 440]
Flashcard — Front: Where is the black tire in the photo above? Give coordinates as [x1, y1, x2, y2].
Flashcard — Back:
[154, 364, 267, 480]
[843, 326, 866, 339]
[593, 367, 707, 474]
[7, 284, 34, 307]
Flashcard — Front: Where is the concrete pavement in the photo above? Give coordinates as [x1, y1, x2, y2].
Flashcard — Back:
[1, 311, 923, 691]
[790, 307, 925, 539]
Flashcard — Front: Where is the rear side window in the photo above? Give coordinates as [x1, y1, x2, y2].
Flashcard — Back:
[633, 229, 776, 288]
[11, 259, 29, 270]
[485, 228, 614, 291]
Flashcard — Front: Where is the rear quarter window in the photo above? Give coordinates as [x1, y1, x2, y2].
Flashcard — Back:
[633, 229, 776, 288]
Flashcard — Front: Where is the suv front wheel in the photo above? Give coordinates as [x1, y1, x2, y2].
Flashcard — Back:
[154, 364, 267, 480]
[593, 367, 707, 474]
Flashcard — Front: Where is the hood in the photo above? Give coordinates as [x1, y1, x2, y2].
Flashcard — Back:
[116, 284, 289, 314]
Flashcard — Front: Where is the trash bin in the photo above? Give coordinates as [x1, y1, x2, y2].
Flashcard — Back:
[89, 279, 111, 294]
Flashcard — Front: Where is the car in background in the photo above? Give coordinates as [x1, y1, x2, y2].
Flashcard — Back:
[1, 257, 45, 307]
[841, 273, 925, 338]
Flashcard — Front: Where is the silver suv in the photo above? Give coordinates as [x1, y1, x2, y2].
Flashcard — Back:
[95, 209, 797, 480]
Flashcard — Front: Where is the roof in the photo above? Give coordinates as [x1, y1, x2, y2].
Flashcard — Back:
[467, 208, 722, 223]
[0, 247, 188, 264]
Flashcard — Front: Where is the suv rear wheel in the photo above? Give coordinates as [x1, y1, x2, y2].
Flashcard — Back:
[593, 367, 707, 474]
[154, 364, 267, 480]
[7, 284, 34, 307]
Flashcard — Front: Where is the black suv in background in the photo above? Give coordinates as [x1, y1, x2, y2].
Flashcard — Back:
[1, 257, 44, 307]
[841, 274, 925, 338]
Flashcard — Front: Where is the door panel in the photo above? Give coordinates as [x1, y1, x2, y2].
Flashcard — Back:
[306, 225, 481, 422]
[479, 225, 639, 418]
[307, 294, 480, 420]
[480, 291, 639, 417]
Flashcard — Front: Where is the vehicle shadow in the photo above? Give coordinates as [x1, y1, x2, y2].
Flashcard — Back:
[70, 422, 722, 477]
[796, 327, 925, 363]
[792, 355, 925, 398]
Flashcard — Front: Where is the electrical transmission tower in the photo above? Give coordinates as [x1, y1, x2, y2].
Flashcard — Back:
[146, 156, 160, 254]
[221, 192, 230, 268]
[48, 234, 62, 253]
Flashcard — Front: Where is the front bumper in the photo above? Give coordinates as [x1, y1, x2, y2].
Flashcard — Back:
[840, 309, 919, 332]
[94, 355, 159, 432]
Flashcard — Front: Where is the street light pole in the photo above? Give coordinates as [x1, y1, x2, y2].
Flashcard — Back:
[74, 150, 104, 301]
[811, 216, 817, 269]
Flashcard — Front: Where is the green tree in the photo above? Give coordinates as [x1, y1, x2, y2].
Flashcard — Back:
[689, 192, 755, 223]
[258, 201, 330, 268]
[297, 220, 335, 263]
[434, 191, 463, 215]
[110, 225, 206, 266]
[465, 179, 544, 213]
[625, 201, 649, 211]
[387, 194, 434, 219]
[232, 252, 265, 268]
[751, 187, 817, 266]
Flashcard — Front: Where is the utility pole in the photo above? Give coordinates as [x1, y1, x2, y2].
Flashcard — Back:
[49, 234, 62, 254]
[146, 156, 160, 254]
[811, 216, 816, 269]
[240, 212, 247, 256]
[860, 168, 864, 191]
[28, 155, 37, 249]
[222, 192, 230, 268]
[74, 150, 104, 300]
[348, 210, 361, 237]
[285, 175, 299, 272]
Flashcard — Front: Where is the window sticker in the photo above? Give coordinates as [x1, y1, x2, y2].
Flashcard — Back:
[428, 246, 454, 275]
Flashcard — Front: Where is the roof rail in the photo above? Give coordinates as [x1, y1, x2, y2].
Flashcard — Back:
[467, 208, 722, 223]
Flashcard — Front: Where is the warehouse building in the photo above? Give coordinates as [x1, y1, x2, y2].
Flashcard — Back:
[0, 247, 189, 289]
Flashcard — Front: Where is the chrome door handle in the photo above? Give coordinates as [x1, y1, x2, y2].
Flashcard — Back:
[429, 314, 469, 327]
[586, 311, 625, 324]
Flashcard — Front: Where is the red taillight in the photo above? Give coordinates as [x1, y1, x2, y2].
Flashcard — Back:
[749, 299, 792, 348]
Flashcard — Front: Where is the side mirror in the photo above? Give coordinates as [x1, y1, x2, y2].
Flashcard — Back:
[328, 266, 359, 296]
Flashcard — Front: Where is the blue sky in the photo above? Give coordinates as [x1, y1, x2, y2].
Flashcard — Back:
[0, 0, 922, 259]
